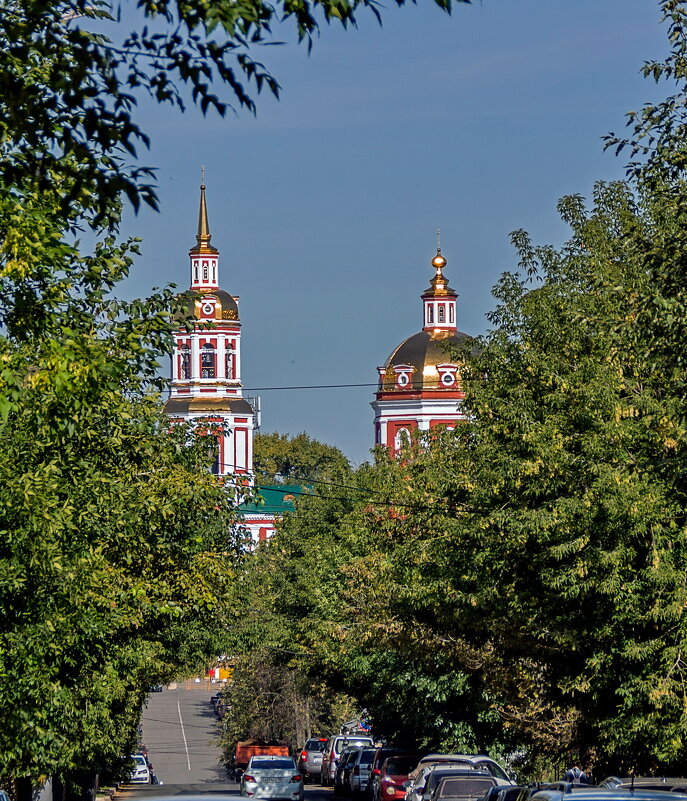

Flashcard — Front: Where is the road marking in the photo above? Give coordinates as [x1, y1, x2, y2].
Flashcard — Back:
[177, 698, 192, 771]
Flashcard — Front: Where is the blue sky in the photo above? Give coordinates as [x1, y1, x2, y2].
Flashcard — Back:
[118, 0, 667, 466]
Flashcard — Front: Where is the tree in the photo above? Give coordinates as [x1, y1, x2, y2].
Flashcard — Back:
[0, 236, 245, 797]
[254, 431, 351, 484]
[227, 3, 687, 769]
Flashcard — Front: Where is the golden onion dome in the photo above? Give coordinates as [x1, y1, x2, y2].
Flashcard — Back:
[378, 330, 471, 392]
[432, 250, 447, 270]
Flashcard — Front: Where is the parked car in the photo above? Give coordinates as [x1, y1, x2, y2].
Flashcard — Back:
[128, 754, 151, 784]
[321, 734, 375, 786]
[241, 755, 304, 801]
[530, 791, 687, 801]
[335, 748, 363, 795]
[429, 773, 498, 801]
[409, 756, 511, 785]
[350, 748, 379, 797]
[419, 769, 498, 801]
[298, 737, 328, 782]
[377, 755, 421, 801]
[600, 780, 687, 792]
[369, 749, 415, 801]
[483, 786, 540, 801]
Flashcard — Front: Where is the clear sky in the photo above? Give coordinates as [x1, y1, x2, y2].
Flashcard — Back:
[117, 0, 668, 467]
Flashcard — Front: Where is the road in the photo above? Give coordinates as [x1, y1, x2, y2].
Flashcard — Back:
[140, 679, 228, 786]
[124, 679, 332, 801]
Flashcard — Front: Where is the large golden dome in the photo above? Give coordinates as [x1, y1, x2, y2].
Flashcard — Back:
[379, 330, 471, 391]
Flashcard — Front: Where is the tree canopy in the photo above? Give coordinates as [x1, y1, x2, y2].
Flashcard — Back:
[227, 1, 687, 777]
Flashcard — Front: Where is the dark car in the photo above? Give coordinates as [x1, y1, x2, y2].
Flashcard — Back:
[377, 755, 421, 801]
[429, 773, 498, 801]
[530, 791, 687, 801]
[600, 781, 687, 793]
[350, 748, 379, 796]
[298, 738, 328, 782]
[335, 748, 363, 795]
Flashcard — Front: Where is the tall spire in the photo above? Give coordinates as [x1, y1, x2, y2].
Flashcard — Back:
[190, 167, 218, 255]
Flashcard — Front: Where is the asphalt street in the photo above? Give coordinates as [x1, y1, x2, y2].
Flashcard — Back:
[140, 680, 228, 785]
[121, 679, 332, 801]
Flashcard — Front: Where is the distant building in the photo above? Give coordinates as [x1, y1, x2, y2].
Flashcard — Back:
[372, 246, 470, 454]
[165, 180, 292, 545]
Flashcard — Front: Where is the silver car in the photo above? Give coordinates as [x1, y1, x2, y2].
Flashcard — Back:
[298, 738, 328, 781]
[241, 755, 304, 801]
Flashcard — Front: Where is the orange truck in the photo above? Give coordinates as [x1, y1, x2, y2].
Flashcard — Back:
[230, 739, 291, 780]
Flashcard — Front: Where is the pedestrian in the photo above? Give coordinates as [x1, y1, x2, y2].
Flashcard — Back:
[564, 766, 589, 785]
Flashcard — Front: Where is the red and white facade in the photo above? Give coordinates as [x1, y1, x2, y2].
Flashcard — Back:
[372, 247, 469, 454]
[165, 181, 255, 477]
[164, 182, 283, 546]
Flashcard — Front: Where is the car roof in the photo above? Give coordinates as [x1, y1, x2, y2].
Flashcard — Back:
[531, 791, 687, 801]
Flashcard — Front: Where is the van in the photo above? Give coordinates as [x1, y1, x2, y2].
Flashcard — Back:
[320, 734, 375, 786]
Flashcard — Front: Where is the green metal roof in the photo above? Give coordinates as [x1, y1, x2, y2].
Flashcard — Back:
[239, 484, 303, 515]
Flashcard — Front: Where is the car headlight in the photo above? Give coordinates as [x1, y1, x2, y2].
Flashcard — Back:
[386, 787, 396, 796]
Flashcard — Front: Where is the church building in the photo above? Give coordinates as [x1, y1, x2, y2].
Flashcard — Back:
[372, 246, 470, 454]
[165, 180, 290, 545]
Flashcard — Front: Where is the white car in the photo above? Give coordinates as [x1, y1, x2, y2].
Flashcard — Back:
[128, 754, 151, 784]
[241, 755, 304, 801]
[405, 757, 511, 801]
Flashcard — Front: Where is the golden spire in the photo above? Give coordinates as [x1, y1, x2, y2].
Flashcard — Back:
[190, 166, 218, 254]
[422, 233, 455, 299]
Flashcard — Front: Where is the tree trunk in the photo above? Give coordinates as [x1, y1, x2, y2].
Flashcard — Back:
[14, 777, 33, 801]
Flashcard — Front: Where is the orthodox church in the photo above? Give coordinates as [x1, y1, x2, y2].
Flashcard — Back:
[166, 182, 467, 544]
[164, 180, 292, 545]
[372, 246, 469, 454]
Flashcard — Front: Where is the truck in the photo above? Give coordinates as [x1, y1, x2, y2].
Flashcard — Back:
[229, 739, 291, 781]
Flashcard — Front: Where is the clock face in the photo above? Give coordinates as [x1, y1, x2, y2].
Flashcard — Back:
[441, 372, 456, 386]
[201, 300, 215, 317]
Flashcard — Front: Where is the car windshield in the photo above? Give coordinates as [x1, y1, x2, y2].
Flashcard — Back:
[360, 750, 376, 765]
[132, 756, 147, 766]
[386, 757, 418, 775]
[436, 778, 496, 799]
[335, 738, 372, 754]
[252, 758, 296, 770]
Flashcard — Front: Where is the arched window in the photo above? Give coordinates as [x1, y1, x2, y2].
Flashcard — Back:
[202, 262, 209, 282]
[201, 344, 216, 378]
[180, 347, 191, 379]
[427, 305, 434, 324]
[194, 262, 198, 282]
[438, 305, 445, 323]
[449, 305, 454, 323]
[225, 343, 234, 379]
[394, 428, 410, 451]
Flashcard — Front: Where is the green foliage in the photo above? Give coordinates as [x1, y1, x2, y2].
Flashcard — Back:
[254, 431, 351, 484]
[0, 279, 241, 780]
[228, 2, 687, 775]
[217, 649, 357, 757]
